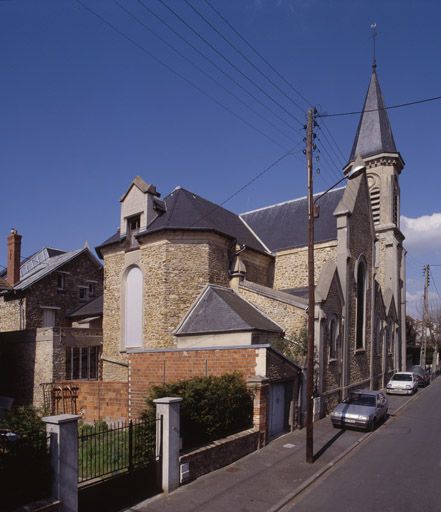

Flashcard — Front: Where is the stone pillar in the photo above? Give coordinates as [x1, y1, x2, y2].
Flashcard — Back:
[42, 414, 80, 512]
[154, 397, 183, 493]
[247, 376, 269, 447]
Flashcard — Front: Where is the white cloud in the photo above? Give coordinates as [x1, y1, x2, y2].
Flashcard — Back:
[401, 213, 441, 254]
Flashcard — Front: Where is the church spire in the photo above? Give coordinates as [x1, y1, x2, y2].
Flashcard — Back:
[348, 65, 398, 164]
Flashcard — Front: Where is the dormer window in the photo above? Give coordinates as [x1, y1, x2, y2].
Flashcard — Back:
[78, 286, 88, 302]
[127, 215, 140, 233]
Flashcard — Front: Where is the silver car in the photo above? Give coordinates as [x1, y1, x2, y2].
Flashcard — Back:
[331, 390, 389, 431]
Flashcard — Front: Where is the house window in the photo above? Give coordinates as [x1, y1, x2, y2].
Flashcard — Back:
[329, 317, 338, 360]
[42, 308, 56, 327]
[127, 215, 140, 232]
[124, 266, 143, 348]
[88, 283, 95, 297]
[78, 286, 88, 302]
[355, 258, 367, 350]
[65, 346, 100, 380]
[57, 273, 65, 291]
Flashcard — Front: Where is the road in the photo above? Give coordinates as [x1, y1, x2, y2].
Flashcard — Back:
[283, 377, 441, 512]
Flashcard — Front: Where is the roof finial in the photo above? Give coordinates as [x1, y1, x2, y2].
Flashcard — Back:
[370, 22, 378, 70]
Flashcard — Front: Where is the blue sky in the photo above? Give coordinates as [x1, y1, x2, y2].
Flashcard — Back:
[1, 0, 441, 317]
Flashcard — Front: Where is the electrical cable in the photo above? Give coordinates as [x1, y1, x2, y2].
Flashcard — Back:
[318, 94, 441, 118]
[134, 0, 297, 141]
[156, 0, 303, 129]
[74, 0, 288, 149]
[184, 0, 306, 119]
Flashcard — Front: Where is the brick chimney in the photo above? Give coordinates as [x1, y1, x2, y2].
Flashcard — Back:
[7, 228, 22, 286]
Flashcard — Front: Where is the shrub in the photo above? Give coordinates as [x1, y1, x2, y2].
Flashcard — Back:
[142, 373, 253, 451]
[0, 406, 51, 510]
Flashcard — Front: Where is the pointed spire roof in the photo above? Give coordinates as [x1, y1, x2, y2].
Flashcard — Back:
[348, 65, 398, 163]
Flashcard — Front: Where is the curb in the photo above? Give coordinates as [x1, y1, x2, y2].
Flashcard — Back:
[269, 381, 435, 512]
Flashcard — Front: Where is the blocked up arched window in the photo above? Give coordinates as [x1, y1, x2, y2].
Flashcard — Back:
[124, 266, 143, 348]
[355, 258, 367, 350]
[329, 316, 339, 361]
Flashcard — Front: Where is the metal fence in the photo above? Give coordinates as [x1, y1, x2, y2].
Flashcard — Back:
[78, 417, 161, 483]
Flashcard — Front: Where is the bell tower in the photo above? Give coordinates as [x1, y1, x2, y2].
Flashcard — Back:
[344, 62, 406, 371]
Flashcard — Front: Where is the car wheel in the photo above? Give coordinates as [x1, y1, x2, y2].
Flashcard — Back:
[369, 418, 376, 432]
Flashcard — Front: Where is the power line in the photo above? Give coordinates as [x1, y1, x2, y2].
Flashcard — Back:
[134, 0, 296, 142]
[74, 0, 288, 149]
[318, 94, 441, 118]
[156, 0, 304, 129]
[184, 0, 306, 119]
[202, 0, 312, 109]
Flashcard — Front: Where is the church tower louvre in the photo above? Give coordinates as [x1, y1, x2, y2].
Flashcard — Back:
[345, 61, 406, 371]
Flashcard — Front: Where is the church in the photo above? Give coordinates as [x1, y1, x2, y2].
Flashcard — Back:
[96, 62, 406, 432]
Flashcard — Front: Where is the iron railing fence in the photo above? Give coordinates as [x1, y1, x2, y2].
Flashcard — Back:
[78, 417, 161, 483]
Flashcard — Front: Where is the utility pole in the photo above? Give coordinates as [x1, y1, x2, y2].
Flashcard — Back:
[305, 107, 316, 463]
[420, 264, 430, 367]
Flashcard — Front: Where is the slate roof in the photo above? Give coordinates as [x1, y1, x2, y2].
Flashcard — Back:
[175, 285, 283, 336]
[240, 187, 344, 252]
[0, 247, 99, 292]
[348, 66, 398, 163]
[68, 295, 103, 319]
[97, 186, 268, 256]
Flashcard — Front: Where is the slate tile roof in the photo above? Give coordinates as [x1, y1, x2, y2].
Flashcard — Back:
[97, 186, 268, 255]
[175, 285, 283, 336]
[240, 187, 344, 252]
[349, 66, 398, 163]
[67, 294, 103, 319]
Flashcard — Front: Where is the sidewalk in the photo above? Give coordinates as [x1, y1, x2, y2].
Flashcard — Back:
[128, 415, 370, 512]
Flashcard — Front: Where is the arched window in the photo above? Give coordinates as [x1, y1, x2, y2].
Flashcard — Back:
[124, 266, 143, 348]
[329, 316, 338, 360]
[355, 258, 367, 350]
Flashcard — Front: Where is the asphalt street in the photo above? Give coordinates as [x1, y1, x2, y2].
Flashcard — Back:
[282, 378, 441, 512]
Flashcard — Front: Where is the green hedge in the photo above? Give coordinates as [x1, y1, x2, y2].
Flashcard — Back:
[0, 406, 51, 510]
[142, 373, 253, 451]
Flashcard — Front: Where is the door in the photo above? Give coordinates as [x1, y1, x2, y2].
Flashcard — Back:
[269, 383, 286, 438]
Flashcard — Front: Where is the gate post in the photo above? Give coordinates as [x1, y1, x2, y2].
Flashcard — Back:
[43, 413, 81, 512]
[154, 397, 182, 493]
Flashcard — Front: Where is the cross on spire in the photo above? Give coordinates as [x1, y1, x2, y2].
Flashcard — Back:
[370, 22, 378, 69]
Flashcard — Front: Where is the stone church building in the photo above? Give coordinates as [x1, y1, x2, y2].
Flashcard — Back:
[96, 63, 406, 430]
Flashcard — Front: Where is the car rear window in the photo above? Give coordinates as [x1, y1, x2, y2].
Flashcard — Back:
[392, 373, 412, 381]
[347, 395, 376, 406]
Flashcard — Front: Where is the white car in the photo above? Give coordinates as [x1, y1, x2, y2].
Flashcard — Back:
[386, 372, 418, 395]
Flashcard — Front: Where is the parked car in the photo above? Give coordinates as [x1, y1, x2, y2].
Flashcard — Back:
[411, 365, 430, 387]
[331, 390, 388, 431]
[386, 372, 419, 395]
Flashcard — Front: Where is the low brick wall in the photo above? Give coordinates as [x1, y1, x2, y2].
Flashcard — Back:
[128, 347, 259, 418]
[179, 429, 259, 483]
[58, 380, 128, 422]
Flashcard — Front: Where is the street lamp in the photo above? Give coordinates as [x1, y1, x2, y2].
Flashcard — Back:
[305, 111, 366, 463]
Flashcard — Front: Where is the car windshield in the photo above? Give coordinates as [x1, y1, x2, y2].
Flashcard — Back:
[346, 394, 376, 407]
[392, 373, 412, 381]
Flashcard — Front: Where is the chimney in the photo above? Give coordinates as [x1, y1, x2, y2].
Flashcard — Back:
[7, 228, 22, 286]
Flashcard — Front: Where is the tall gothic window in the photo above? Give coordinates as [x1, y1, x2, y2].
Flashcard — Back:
[124, 266, 143, 348]
[355, 258, 367, 350]
[329, 316, 338, 360]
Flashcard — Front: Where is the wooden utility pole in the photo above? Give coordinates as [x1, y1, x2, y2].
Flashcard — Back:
[420, 264, 430, 367]
[306, 107, 316, 463]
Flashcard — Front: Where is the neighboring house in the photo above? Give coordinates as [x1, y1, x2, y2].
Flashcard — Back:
[95, 63, 406, 435]
[0, 230, 104, 408]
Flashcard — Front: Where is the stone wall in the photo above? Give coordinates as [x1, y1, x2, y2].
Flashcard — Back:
[58, 380, 129, 423]
[237, 283, 307, 341]
[273, 241, 337, 290]
[128, 347, 259, 418]
[180, 429, 259, 483]
[24, 252, 103, 329]
[0, 296, 22, 332]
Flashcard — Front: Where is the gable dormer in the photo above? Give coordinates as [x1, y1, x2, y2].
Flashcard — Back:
[119, 176, 161, 237]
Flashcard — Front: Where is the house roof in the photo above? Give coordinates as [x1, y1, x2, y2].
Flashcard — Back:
[240, 187, 344, 252]
[0, 277, 11, 291]
[97, 186, 268, 256]
[0, 246, 100, 292]
[68, 295, 103, 319]
[348, 65, 398, 163]
[120, 176, 160, 202]
[175, 284, 283, 336]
